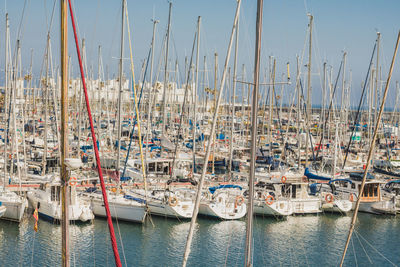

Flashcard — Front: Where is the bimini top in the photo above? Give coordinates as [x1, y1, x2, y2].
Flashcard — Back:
[329, 179, 353, 185]
[385, 179, 400, 186]
[304, 167, 331, 181]
[208, 184, 242, 194]
[349, 172, 374, 181]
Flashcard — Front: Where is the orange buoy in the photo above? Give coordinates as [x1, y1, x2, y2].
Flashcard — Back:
[69, 177, 77, 186]
[265, 195, 275, 205]
[325, 193, 334, 203]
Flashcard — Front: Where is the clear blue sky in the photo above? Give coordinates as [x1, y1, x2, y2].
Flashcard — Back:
[2, 0, 400, 107]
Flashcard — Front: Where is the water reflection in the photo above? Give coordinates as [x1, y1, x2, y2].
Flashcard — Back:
[1, 213, 400, 266]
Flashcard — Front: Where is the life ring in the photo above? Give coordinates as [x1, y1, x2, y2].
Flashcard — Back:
[111, 187, 117, 193]
[235, 195, 245, 209]
[302, 176, 308, 183]
[281, 176, 287, 183]
[69, 177, 77, 186]
[349, 194, 354, 202]
[168, 196, 178, 207]
[265, 195, 274, 205]
[325, 193, 334, 203]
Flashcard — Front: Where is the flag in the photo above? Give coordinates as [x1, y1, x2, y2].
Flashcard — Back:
[33, 208, 38, 232]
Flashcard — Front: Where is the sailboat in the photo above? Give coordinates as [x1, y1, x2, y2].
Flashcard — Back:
[253, 181, 293, 216]
[27, 177, 94, 222]
[0, 14, 28, 223]
[81, 0, 147, 224]
[81, 188, 147, 222]
[128, 184, 196, 219]
[199, 184, 247, 220]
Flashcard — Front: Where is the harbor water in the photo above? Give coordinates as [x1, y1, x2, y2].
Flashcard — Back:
[0, 213, 399, 266]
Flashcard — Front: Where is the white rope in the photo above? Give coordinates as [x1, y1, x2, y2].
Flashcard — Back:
[351, 236, 358, 267]
[111, 198, 128, 267]
[354, 230, 373, 265]
[355, 229, 398, 266]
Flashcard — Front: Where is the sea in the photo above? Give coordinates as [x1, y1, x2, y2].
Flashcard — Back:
[0, 213, 399, 266]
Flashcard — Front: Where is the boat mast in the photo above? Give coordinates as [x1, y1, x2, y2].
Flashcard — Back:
[229, 12, 239, 179]
[240, 64, 246, 147]
[333, 122, 338, 178]
[245, 0, 263, 265]
[116, 0, 126, 179]
[162, 2, 172, 135]
[374, 32, 380, 127]
[41, 34, 50, 176]
[192, 16, 201, 174]
[321, 62, 326, 157]
[182, 1, 241, 265]
[60, 0, 70, 266]
[368, 68, 375, 145]
[340, 52, 347, 143]
[212, 52, 218, 174]
[12, 41, 22, 192]
[268, 59, 276, 170]
[296, 56, 301, 167]
[145, 19, 159, 161]
[76, 39, 85, 157]
[97, 46, 102, 139]
[305, 14, 313, 167]
[3, 14, 9, 191]
[340, 30, 400, 267]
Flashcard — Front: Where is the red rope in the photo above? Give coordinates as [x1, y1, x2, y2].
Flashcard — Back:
[67, 1, 122, 266]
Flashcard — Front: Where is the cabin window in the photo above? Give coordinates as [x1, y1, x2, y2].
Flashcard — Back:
[163, 165, 169, 174]
[361, 184, 378, 198]
[148, 163, 155, 172]
[362, 186, 368, 197]
[369, 185, 374, 197]
[281, 184, 290, 198]
[51, 186, 56, 201]
[291, 185, 297, 199]
[51, 186, 60, 202]
[351, 183, 355, 189]
[157, 163, 162, 172]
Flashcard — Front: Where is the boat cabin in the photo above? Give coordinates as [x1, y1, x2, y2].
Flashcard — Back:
[129, 158, 172, 177]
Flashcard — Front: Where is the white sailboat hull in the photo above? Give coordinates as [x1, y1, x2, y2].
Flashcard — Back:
[199, 201, 246, 220]
[147, 200, 193, 219]
[89, 197, 146, 223]
[253, 199, 293, 216]
[322, 200, 352, 214]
